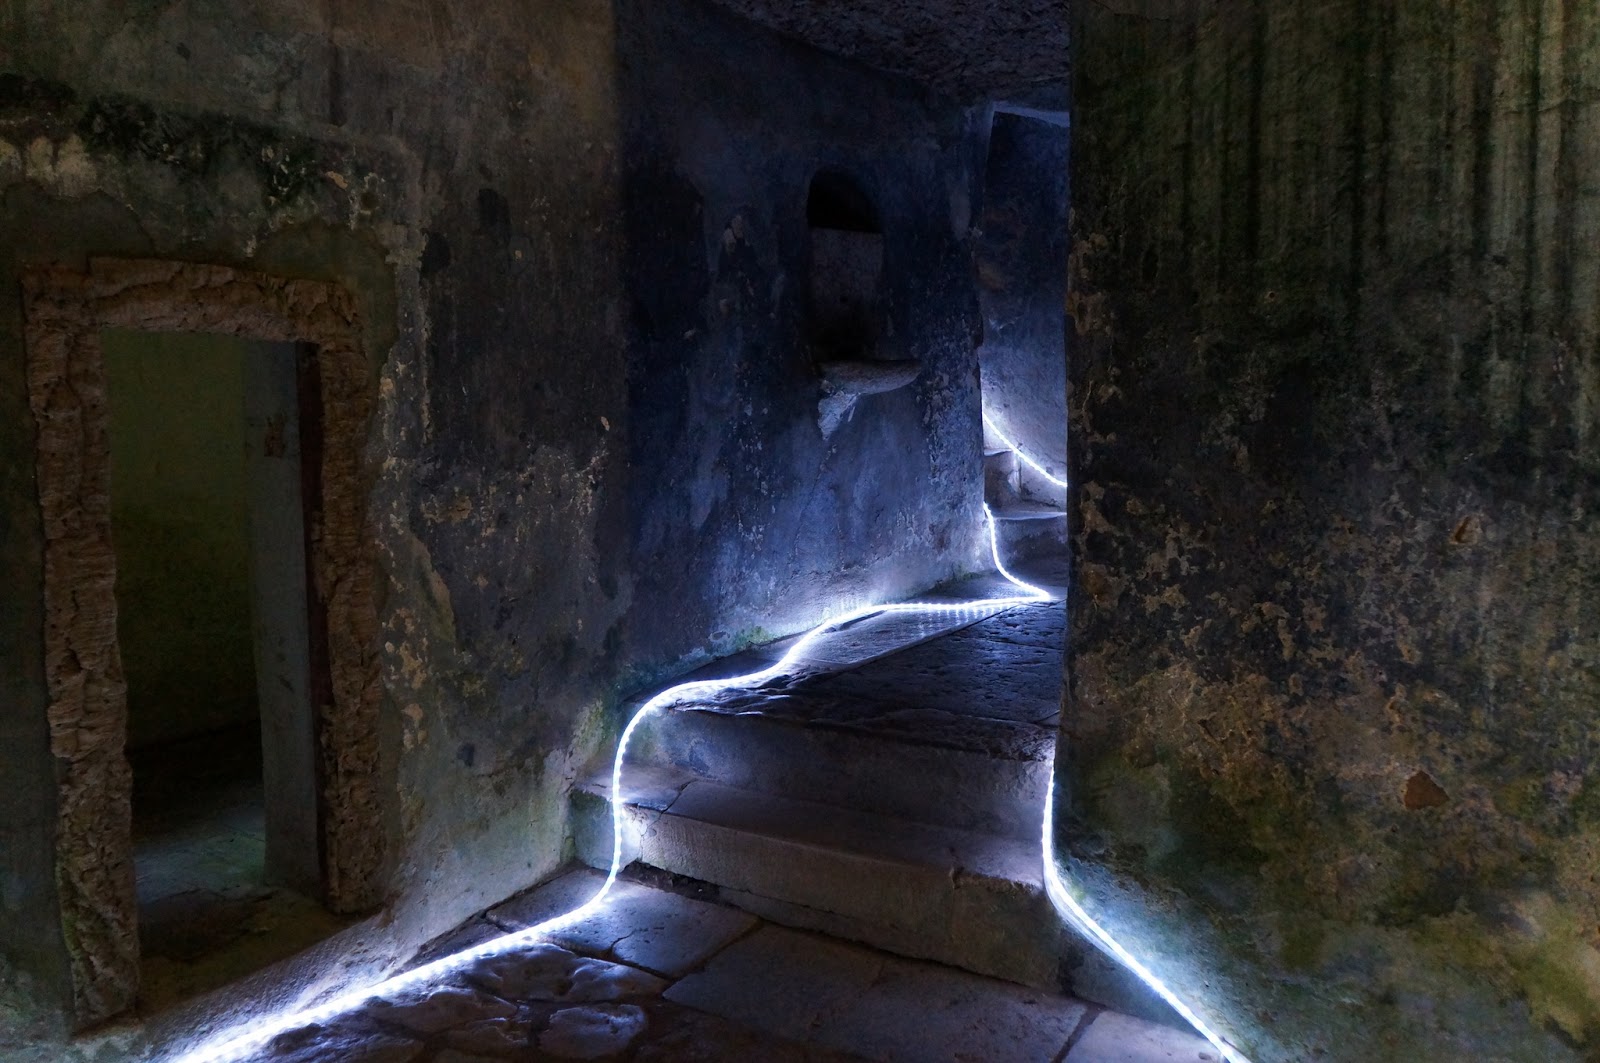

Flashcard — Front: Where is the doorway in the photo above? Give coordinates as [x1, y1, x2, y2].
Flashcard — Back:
[102, 330, 342, 1005]
[22, 259, 383, 1027]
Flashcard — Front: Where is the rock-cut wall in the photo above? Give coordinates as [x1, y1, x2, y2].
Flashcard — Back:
[1064, 2, 1600, 1060]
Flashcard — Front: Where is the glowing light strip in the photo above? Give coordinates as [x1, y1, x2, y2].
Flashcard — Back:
[172, 511, 1039, 1063]
[173, 505, 1247, 1063]
[1041, 785, 1250, 1063]
[983, 411, 1070, 490]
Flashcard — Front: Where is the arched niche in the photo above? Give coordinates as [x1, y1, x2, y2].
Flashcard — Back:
[806, 169, 885, 363]
[805, 170, 919, 435]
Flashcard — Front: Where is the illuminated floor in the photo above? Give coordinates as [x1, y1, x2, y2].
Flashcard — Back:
[245, 866, 1214, 1062]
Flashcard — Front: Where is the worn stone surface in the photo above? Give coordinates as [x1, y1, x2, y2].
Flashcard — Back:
[664, 926, 885, 1044]
[627, 1001, 868, 1062]
[487, 869, 756, 978]
[364, 985, 516, 1035]
[977, 111, 1071, 493]
[461, 941, 667, 1006]
[622, 600, 1063, 839]
[704, 0, 1067, 100]
[1062, 1009, 1213, 1063]
[615, 0, 991, 688]
[1067, 2, 1600, 1060]
[810, 602, 1066, 727]
[259, 1019, 425, 1063]
[0, 0, 998, 1051]
[537, 1003, 647, 1059]
[210, 869, 1201, 1062]
[586, 778, 1066, 991]
[669, 925, 1088, 1061]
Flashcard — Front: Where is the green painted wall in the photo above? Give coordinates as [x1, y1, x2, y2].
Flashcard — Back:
[104, 330, 257, 751]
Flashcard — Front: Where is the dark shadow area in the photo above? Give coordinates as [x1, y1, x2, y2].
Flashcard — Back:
[128, 721, 344, 1009]
[103, 329, 343, 1010]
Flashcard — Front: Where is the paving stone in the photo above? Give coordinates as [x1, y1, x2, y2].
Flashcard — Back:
[664, 926, 885, 1043]
[665, 924, 1094, 1062]
[255, 1019, 424, 1063]
[488, 870, 608, 929]
[565, 955, 671, 1001]
[440, 1014, 533, 1057]
[489, 868, 757, 976]
[363, 984, 516, 1034]
[806, 602, 1066, 727]
[1063, 1009, 1217, 1063]
[583, 777, 1064, 988]
[463, 941, 667, 1003]
[462, 942, 588, 1001]
[537, 1003, 648, 1059]
[630, 1001, 869, 1061]
[814, 953, 1086, 1061]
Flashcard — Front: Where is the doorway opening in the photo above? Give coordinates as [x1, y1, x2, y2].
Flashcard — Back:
[975, 108, 1070, 557]
[103, 329, 344, 1006]
[24, 260, 382, 1027]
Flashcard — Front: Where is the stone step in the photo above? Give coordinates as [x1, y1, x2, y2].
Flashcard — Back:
[991, 500, 1067, 559]
[568, 771, 1185, 1032]
[625, 698, 1054, 843]
[611, 601, 1061, 842]
[990, 500, 1066, 521]
[571, 769, 1067, 990]
[983, 447, 1020, 502]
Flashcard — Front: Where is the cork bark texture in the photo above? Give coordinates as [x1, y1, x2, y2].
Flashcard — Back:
[22, 259, 380, 1025]
[1065, 1, 1600, 1058]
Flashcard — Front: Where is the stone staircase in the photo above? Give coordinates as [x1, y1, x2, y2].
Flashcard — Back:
[983, 427, 1068, 559]
[568, 562, 1181, 1030]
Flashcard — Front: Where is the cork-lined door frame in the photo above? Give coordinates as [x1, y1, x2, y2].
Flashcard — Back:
[22, 259, 385, 1026]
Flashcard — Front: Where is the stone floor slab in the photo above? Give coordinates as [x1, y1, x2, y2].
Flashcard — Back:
[1063, 1009, 1218, 1063]
[536, 1003, 649, 1059]
[630, 1000, 868, 1061]
[664, 926, 885, 1044]
[461, 941, 667, 1003]
[488, 868, 757, 977]
[666, 924, 1092, 1062]
[816, 955, 1086, 1062]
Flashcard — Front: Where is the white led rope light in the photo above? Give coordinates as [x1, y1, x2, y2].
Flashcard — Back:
[172, 502, 1247, 1063]
[983, 411, 1070, 491]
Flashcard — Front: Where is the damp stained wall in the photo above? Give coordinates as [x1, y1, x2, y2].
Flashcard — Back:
[0, 0, 989, 1050]
[0, 0, 621, 1048]
[1064, 2, 1600, 1060]
[615, 0, 990, 680]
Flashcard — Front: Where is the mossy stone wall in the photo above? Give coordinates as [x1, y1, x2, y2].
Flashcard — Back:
[1066, 2, 1600, 1059]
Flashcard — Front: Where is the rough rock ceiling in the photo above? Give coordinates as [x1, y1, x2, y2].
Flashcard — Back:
[706, 0, 1068, 101]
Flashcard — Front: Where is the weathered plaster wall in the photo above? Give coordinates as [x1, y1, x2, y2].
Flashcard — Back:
[977, 110, 1069, 484]
[0, 0, 628, 1047]
[1, 0, 991, 1051]
[1065, 2, 1600, 1060]
[615, 0, 989, 681]
[704, 0, 1068, 99]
